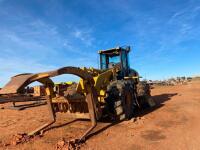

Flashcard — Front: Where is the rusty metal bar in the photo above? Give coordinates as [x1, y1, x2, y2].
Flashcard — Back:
[78, 90, 97, 142]
[0, 96, 46, 104]
[28, 95, 56, 136]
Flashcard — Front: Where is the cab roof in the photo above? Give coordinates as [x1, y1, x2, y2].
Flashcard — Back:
[98, 46, 130, 55]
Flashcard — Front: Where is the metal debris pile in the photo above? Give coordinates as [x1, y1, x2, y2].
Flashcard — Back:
[147, 77, 192, 86]
[56, 138, 82, 150]
[2, 133, 42, 147]
[10, 133, 32, 145]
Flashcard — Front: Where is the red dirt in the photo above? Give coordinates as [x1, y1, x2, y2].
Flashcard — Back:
[0, 81, 200, 150]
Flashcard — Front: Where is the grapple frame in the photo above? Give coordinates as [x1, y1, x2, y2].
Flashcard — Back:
[0, 66, 101, 142]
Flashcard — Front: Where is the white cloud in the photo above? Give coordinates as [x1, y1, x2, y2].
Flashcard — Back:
[180, 24, 192, 35]
[73, 28, 94, 46]
[194, 6, 200, 12]
[0, 30, 58, 61]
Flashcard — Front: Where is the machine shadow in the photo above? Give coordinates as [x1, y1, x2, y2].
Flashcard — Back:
[86, 121, 121, 140]
[135, 93, 178, 118]
[5, 101, 47, 110]
[44, 119, 78, 132]
[152, 93, 178, 104]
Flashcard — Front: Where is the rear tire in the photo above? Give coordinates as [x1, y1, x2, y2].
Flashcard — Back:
[137, 81, 155, 107]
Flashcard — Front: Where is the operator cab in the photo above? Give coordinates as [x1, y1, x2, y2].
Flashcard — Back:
[99, 46, 131, 78]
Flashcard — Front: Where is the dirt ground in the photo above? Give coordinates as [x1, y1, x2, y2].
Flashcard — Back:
[0, 81, 200, 150]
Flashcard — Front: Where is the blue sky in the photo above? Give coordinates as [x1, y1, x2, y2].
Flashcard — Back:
[0, 0, 200, 86]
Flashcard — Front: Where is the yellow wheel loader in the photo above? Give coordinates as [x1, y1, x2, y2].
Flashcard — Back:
[0, 46, 155, 142]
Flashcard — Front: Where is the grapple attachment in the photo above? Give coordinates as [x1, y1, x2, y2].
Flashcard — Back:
[0, 73, 34, 95]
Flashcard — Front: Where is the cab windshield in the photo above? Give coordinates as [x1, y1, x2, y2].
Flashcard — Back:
[100, 54, 120, 69]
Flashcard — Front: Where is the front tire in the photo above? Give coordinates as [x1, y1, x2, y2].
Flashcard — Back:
[106, 80, 135, 121]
